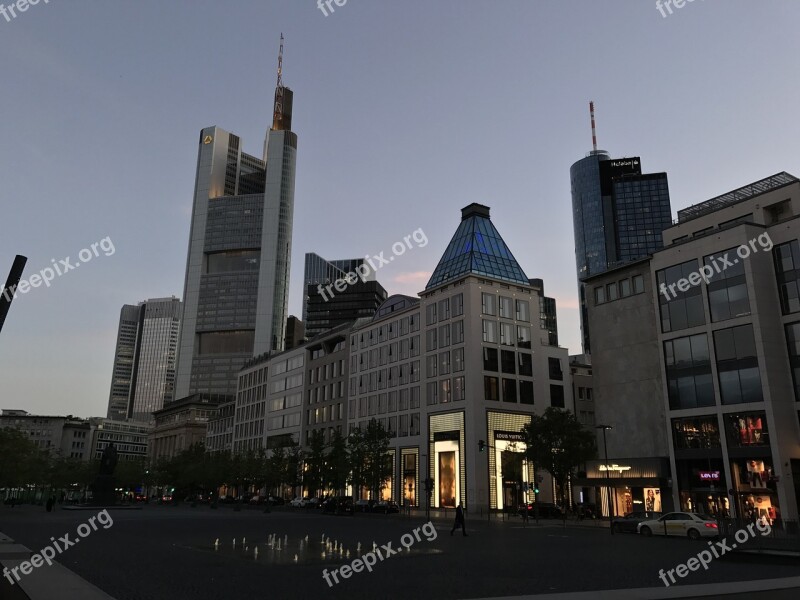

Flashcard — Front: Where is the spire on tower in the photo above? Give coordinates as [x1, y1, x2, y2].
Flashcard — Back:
[272, 34, 286, 130]
[589, 101, 598, 152]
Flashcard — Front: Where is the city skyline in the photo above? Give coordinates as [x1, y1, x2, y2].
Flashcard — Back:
[1, 1, 799, 418]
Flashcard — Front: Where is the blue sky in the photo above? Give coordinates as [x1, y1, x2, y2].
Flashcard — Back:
[1, 0, 798, 417]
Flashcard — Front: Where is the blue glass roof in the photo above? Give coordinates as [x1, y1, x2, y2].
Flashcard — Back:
[425, 210, 529, 289]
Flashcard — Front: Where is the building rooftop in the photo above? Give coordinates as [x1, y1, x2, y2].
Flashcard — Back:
[426, 204, 529, 289]
[675, 171, 799, 225]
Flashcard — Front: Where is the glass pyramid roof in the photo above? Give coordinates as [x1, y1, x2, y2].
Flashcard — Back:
[426, 205, 529, 289]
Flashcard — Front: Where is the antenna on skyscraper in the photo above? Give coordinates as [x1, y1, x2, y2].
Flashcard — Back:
[273, 33, 285, 128]
[589, 101, 598, 152]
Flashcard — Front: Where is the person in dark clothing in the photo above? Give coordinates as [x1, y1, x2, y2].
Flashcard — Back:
[45, 497, 54, 512]
[451, 503, 467, 536]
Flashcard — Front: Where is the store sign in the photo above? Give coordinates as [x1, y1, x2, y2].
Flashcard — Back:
[494, 431, 525, 442]
[698, 471, 721, 481]
[599, 464, 632, 474]
[433, 431, 460, 442]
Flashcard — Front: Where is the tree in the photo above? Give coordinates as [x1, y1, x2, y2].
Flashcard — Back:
[303, 430, 327, 497]
[326, 430, 349, 495]
[520, 408, 596, 508]
[0, 428, 46, 494]
[348, 420, 392, 500]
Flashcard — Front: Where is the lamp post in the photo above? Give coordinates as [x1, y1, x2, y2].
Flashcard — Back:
[596, 425, 614, 535]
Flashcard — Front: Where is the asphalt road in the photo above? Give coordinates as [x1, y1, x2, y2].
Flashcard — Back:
[1, 505, 797, 600]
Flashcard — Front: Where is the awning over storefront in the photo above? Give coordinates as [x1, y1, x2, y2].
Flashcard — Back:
[573, 457, 671, 487]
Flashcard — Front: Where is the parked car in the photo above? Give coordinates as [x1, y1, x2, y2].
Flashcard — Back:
[518, 502, 563, 519]
[267, 496, 285, 506]
[375, 500, 399, 514]
[289, 497, 309, 508]
[307, 497, 323, 509]
[638, 512, 719, 539]
[322, 496, 354, 515]
[612, 511, 662, 533]
[354, 499, 375, 513]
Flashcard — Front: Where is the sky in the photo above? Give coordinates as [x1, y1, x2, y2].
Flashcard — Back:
[1, 0, 799, 418]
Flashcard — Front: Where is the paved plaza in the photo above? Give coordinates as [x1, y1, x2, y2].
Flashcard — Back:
[1, 504, 799, 599]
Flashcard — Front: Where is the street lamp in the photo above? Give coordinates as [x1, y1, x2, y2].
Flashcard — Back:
[596, 425, 614, 535]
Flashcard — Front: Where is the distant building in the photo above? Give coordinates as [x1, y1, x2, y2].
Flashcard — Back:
[149, 394, 221, 461]
[570, 110, 673, 353]
[106, 297, 181, 423]
[206, 400, 235, 454]
[570, 354, 594, 427]
[305, 279, 387, 339]
[89, 418, 151, 462]
[0, 410, 90, 459]
[285, 315, 305, 350]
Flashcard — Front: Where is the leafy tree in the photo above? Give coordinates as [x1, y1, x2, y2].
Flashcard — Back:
[303, 430, 327, 497]
[326, 430, 349, 495]
[348, 420, 392, 500]
[520, 408, 596, 508]
[0, 428, 46, 492]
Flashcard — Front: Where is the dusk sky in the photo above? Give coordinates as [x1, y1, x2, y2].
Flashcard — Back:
[1, 0, 798, 418]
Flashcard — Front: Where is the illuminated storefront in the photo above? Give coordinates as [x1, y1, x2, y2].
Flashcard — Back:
[575, 458, 672, 517]
[428, 412, 466, 508]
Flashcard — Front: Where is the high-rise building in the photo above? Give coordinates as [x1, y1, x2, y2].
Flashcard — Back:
[305, 279, 387, 339]
[285, 315, 305, 350]
[175, 38, 298, 401]
[570, 103, 672, 352]
[303, 253, 376, 319]
[106, 297, 181, 423]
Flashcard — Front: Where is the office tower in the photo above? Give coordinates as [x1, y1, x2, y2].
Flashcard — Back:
[570, 102, 672, 353]
[175, 36, 298, 400]
[106, 297, 181, 423]
[305, 279, 387, 339]
[303, 253, 376, 320]
[584, 171, 800, 521]
[285, 315, 305, 349]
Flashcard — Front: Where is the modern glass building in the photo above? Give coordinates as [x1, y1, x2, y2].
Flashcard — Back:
[175, 57, 298, 401]
[303, 253, 377, 325]
[106, 297, 182, 423]
[571, 152, 672, 352]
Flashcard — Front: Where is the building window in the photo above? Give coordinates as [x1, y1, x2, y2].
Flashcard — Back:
[516, 325, 531, 349]
[516, 299, 530, 322]
[452, 320, 464, 344]
[426, 354, 438, 378]
[620, 279, 632, 298]
[453, 376, 465, 401]
[439, 351, 451, 375]
[774, 240, 800, 314]
[440, 379, 452, 403]
[484, 376, 499, 401]
[439, 324, 451, 347]
[483, 347, 498, 372]
[452, 293, 464, 317]
[426, 328, 437, 352]
[426, 303, 437, 326]
[500, 322, 514, 346]
[499, 296, 513, 319]
[550, 384, 564, 408]
[594, 286, 606, 304]
[502, 379, 517, 403]
[481, 293, 496, 316]
[664, 334, 714, 410]
[786, 322, 800, 401]
[482, 320, 498, 343]
[453, 347, 464, 372]
[672, 416, 720, 449]
[519, 380, 534, 404]
[606, 282, 618, 301]
[548, 357, 563, 380]
[518, 353, 532, 377]
[438, 298, 450, 321]
[704, 248, 751, 322]
[657, 260, 706, 333]
[501, 350, 515, 374]
[725, 411, 769, 447]
[633, 275, 645, 294]
[427, 382, 438, 406]
[714, 324, 762, 405]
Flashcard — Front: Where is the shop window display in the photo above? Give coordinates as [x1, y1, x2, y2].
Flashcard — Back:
[725, 412, 769, 447]
[672, 416, 720, 449]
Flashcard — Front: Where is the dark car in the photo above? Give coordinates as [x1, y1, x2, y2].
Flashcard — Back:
[267, 496, 285, 506]
[354, 498, 376, 513]
[518, 502, 563, 519]
[322, 496, 354, 515]
[612, 511, 662, 533]
[375, 500, 399, 514]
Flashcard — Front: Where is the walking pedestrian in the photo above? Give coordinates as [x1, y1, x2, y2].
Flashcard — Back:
[451, 503, 468, 536]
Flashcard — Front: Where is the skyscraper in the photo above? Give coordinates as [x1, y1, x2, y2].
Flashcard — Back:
[106, 297, 181, 423]
[303, 252, 385, 338]
[175, 37, 298, 401]
[571, 103, 672, 352]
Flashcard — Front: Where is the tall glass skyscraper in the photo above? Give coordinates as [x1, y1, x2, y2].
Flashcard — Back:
[175, 42, 298, 401]
[571, 152, 672, 352]
[106, 297, 181, 423]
